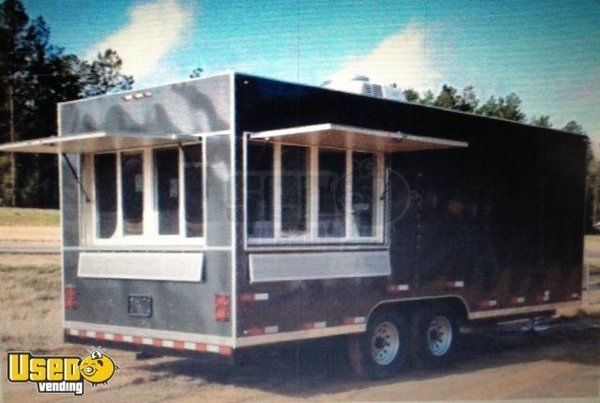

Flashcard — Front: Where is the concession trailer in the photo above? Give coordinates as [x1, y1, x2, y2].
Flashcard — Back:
[0, 72, 587, 378]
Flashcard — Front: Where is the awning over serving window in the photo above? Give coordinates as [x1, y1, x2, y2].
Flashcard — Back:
[0, 132, 199, 154]
[249, 123, 468, 153]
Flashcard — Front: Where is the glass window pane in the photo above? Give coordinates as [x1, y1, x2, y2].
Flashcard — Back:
[94, 154, 117, 239]
[154, 148, 179, 235]
[281, 146, 309, 237]
[248, 143, 274, 238]
[352, 152, 377, 237]
[121, 152, 144, 235]
[318, 150, 346, 237]
[184, 144, 203, 237]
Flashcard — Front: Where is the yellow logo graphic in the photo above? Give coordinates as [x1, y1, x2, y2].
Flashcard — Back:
[79, 349, 118, 385]
[7, 347, 119, 396]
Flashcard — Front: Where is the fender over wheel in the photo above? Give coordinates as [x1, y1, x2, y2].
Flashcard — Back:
[348, 311, 409, 379]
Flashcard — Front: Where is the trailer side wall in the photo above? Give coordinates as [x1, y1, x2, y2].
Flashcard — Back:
[233, 74, 585, 343]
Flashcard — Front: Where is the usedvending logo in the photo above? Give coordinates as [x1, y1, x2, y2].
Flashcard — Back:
[7, 347, 119, 395]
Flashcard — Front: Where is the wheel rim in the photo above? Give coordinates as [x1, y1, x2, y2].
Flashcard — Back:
[427, 316, 453, 357]
[370, 321, 400, 365]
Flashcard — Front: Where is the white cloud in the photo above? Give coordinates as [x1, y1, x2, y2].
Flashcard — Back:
[86, 0, 194, 85]
[332, 23, 442, 92]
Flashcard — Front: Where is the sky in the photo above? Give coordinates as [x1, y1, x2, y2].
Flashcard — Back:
[23, 0, 600, 141]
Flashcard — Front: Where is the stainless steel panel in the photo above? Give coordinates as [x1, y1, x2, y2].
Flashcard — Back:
[206, 134, 232, 246]
[78, 252, 204, 282]
[64, 249, 232, 337]
[61, 154, 80, 247]
[59, 74, 231, 137]
[249, 251, 391, 282]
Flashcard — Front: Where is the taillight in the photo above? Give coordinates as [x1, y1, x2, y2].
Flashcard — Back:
[65, 285, 78, 310]
[215, 293, 230, 321]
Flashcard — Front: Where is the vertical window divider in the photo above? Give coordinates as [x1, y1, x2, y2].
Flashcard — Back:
[178, 146, 185, 236]
[143, 148, 154, 237]
[377, 153, 385, 241]
[89, 154, 97, 244]
[115, 152, 123, 240]
[202, 139, 208, 241]
[273, 142, 282, 239]
[309, 146, 318, 242]
[344, 150, 353, 240]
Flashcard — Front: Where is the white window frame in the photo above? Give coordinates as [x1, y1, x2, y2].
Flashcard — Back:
[247, 141, 385, 245]
[84, 142, 206, 246]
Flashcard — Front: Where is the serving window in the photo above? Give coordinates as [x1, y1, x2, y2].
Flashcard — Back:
[247, 141, 385, 244]
[85, 142, 204, 245]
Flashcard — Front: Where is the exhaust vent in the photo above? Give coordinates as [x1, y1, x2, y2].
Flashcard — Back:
[322, 75, 404, 101]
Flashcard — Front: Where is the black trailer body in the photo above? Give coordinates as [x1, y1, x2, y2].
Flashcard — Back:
[233, 74, 586, 351]
[0, 73, 586, 367]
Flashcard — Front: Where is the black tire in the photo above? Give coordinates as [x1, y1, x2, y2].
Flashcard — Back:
[409, 306, 460, 369]
[348, 311, 409, 379]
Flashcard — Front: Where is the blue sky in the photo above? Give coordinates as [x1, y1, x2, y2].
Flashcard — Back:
[23, 0, 600, 140]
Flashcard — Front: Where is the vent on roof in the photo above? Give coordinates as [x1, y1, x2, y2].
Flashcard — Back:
[360, 83, 383, 98]
[323, 76, 404, 101]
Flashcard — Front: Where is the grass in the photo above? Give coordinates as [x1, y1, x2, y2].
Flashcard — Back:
[0, 207, 59, 227]
[0, 264, 62, 351]
[0, 264, 60, 274]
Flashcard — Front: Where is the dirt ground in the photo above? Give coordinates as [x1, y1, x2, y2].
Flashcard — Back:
[0, 225, 60, 243]
[1, 264, 599, 402]
[1, 226, 599, 401]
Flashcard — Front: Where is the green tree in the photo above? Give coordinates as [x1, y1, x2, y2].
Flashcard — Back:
[80, 49, 133, 97]
[0, 0, 30, 204]
[403, 88, 419, 102]
[562, 120, 584, 134]
[0, 0, 135, 207]
[405, 85, 478, 112]
[433, 85, 459, 109]
[530, 115, 552, 128]
[476, 93, 526, 122]
[457, 85, 478, 112]
[419, 90, 435, 106]
[189, 66, 203, 78]
[405, 84, 517, 118]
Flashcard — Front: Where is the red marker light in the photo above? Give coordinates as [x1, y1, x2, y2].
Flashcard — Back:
[64, 285, 78, 310]
[215, 293, 230, 321]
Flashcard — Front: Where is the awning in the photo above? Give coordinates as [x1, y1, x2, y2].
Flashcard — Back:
[0, 132, 199, 154]
[249, 123, 468, 153]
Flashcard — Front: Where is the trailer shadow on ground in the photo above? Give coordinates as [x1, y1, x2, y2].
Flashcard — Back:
[134, 317, 600, 398]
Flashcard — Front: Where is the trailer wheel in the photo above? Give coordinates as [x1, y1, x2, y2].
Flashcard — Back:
[349, 311, 408, 379]
[410, 306, 460, 369]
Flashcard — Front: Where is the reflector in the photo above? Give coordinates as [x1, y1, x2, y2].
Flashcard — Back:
[215, 293, 230, 322]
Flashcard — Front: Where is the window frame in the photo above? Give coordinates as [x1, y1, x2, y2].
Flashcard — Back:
[246, 140, 386, 246]
[84, 142, 206, 246]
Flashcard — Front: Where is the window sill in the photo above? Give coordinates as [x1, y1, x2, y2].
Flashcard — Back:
[82, 237, 207, 248]
[71, 244, 226, 253]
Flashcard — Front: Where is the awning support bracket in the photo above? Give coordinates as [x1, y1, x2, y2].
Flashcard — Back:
[61, 153, 91, 203]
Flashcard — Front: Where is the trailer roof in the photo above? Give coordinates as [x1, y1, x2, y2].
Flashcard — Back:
[0, 132, 199, 154]
[249, 123, 468, 153]
[235, 73, 589, 144]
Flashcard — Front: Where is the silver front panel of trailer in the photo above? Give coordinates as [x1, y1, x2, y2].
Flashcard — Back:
[61, 74, 234, 339]
[59, 76, 230, 138]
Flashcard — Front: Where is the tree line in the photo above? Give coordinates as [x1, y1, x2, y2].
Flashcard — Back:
[0, 0, 133, 207]
[402, 84, 584, 132]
